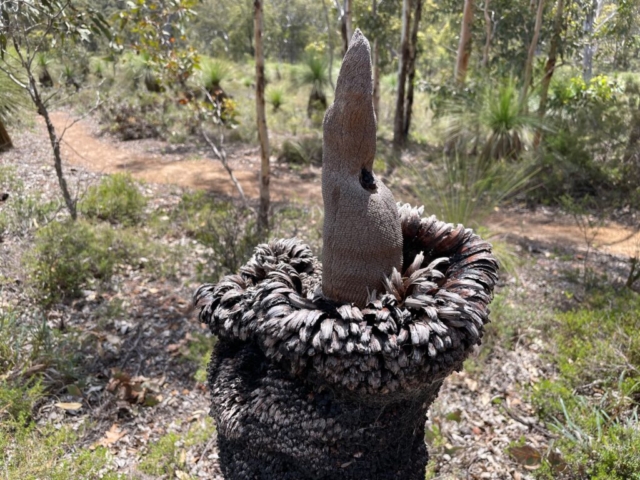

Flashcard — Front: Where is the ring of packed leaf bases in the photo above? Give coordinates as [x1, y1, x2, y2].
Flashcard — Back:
[196, 204, 499, 398]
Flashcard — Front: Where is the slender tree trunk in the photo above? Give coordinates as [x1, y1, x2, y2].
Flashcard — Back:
[455, 0, 475, 85]
[254, 0, 270, 236]
[25, 73, 77, 219]
[582, 0, 604, 82]
[322, 0, 336, 91]
[482, 0, 492, 68]
[372, 0, 380, 118]
[534, 0, 564, 149]
[392, 0, 412, 155]
[334, 0, 349, 55]
[521, 0, 545, 105]
[403, 0, 423, 139]
[0, 120, 12, 151]
[344, 0, 353, 44]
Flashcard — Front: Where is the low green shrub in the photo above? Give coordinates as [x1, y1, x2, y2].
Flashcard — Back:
[175, 191, 257, 282]
[0, 166, 59, 236]
[27, 220, 118, 305]
[277, 134, 322, 166]
[80, 173, 147, 225]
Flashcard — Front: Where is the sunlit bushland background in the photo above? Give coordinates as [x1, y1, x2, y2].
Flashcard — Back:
[1, 0, 640, 478]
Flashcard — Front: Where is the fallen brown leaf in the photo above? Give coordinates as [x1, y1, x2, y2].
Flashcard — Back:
[91, 423, 126, 450]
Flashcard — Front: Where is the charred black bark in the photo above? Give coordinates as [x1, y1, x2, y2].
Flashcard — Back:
[195, 205, 498, 479]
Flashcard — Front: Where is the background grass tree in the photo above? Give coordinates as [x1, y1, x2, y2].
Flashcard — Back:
[298, 55, 329, 119]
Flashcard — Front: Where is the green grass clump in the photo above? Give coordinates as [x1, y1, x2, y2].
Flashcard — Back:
[0, 307, 119, 479]
[532, 290, 640, 479]
[138, 418, 216, 478]
[277, 135, 322, 166]
[267, 87, 285, 111]
[80, 173, 147, 225]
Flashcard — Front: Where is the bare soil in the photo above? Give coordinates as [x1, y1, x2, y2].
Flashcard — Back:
[51, 111, 640, 259]
[51, 111, 322, 204]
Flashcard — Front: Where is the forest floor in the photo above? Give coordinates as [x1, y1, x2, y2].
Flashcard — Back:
[1, 113, 638, 479]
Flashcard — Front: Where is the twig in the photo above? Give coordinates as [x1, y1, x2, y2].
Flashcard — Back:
[119, 324, 146, 368]
[502, 405, 557, 439]
[197, 434, 218, 464]
[200, 90, 250, 209]
[59, 93, 103, 141]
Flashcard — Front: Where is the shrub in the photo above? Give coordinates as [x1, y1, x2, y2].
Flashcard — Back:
[175, 191, 258, 282]
[277, 135, 322, 166]
[100, 93, 165, 140]
[80, 173, 147, 225]
[0, 166, 59, 236]
[267, 87, 285, 111]
[27, 220, 117, 305]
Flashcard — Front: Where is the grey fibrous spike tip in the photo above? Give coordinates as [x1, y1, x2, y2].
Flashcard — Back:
[322, 30, 402, 307]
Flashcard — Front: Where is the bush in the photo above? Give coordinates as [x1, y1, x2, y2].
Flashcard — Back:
[80, 173, 147, 225]
[173, 191, 258, 281]
[27, 220, 118, 305]
[175, 191, 258, 282]
[100, 93, 165, 140]
[0, 166, 59, 236]
[532, 290, 640, 479]
[277, 135, 322, 166]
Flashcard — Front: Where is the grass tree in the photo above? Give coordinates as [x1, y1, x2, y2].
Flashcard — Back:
[0, 1, 110, 219]
[444, 78, 546, 164]
[201, 58, 230, 103]
[299, 55, 329, 118]
[0, 71, 28, 151]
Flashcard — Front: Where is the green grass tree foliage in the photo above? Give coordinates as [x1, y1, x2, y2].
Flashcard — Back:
[297, 54, 329, 118]
[0, 70, 28, 151]
[443, 78, 547, 164]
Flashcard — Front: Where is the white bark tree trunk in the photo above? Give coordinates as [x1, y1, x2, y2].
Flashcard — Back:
[482, 0, 492, 68]
[372, 0, 380, 118]
[582, 0, 604, 82]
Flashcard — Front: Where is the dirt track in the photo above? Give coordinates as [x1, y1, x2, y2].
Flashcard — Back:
[51, 111, 640, 258]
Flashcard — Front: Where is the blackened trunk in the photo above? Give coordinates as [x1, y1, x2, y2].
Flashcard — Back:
[0, 119, 12, 151]
[392, 0, 412, 155]
[403, 0, 423, 140]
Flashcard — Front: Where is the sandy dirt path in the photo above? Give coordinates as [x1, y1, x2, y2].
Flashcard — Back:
[51, 111, 640, 258]
[51, 111, 322, 204]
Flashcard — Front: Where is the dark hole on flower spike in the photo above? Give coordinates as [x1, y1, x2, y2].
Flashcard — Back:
[359, 168, 377, 191]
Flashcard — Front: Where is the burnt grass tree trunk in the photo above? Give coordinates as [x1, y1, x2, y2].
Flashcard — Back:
[0, 119, 12, 151]
[196, 31, 498, 480]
